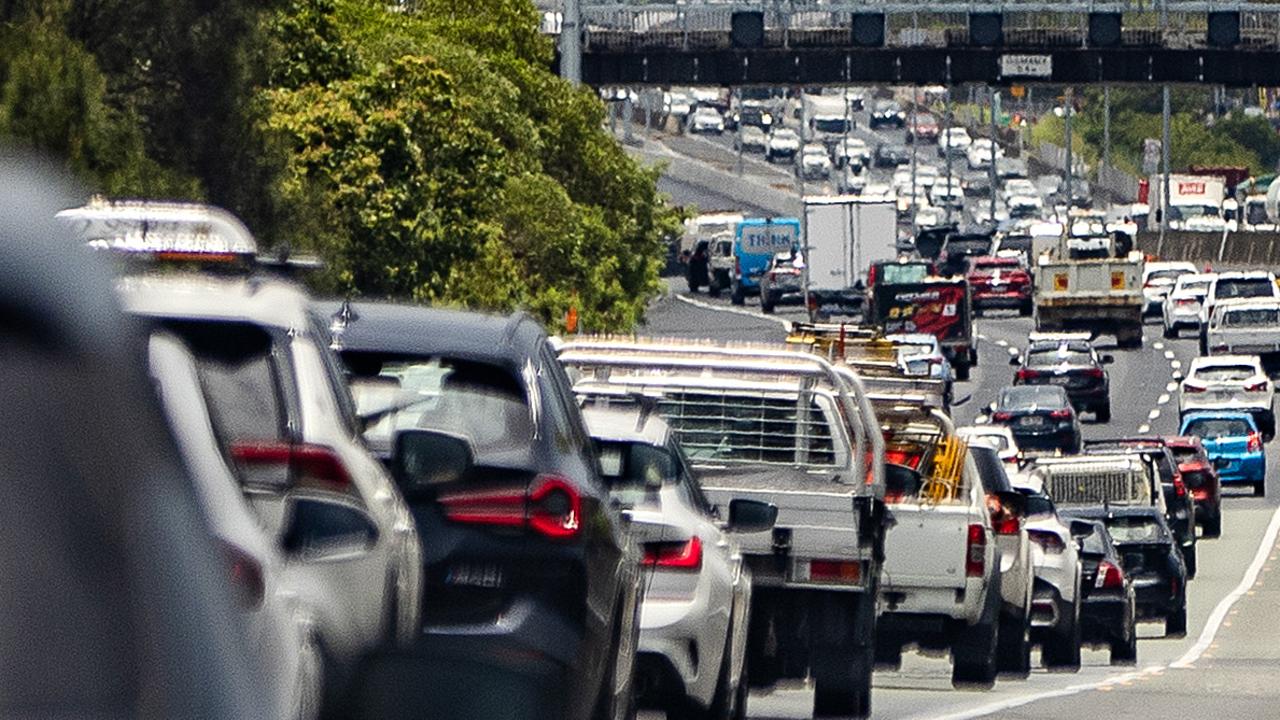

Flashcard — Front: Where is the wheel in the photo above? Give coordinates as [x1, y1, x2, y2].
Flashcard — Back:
[1204, 513, 1223, 539]
[1096, 403, 1112, 423]
[1109, 620, 1138, 666]
[951, 619, 999, 689]
[954, 361, 971, 382]
[708, 277, 722, 298]
[1041, 598, 1081, 672]
[973, 304, 983, 317]
[1184, 544, 1197, 579]
[1255, 479, 1267, 497]
[674, 623, 742, 720]
[996, 610, 1032, 679]
[873, 641, 902, 672]
[593, 598, 637, 720]
[811, 593, 874, 718]
[1166, 602, 1188, 638]
[1020, 300, 1033, 317]
[1163, 323, 1176, 339]
[761, 293, 776, 314]
[730, 284, 745, 306]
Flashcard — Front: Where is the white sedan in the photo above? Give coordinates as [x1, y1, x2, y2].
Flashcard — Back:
[1179, 354, 1275, 438]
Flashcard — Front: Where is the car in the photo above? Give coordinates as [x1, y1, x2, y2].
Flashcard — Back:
[324, 303, 644, 720]
[735, 104, 775, 131]
[734, 125, 768, 153]
[1198, 270, 1280, 352]
[938, 127, 972, 157]
[1058, 506, 1188, 638]
[78, 202, 425, 714]
[584, 405, 772, 720]
[839, 165, 868, 194]
[1179, 411, 1266, 497]
[965, 138, 1002, 171]
[1007, 194, 1044, 220]
[1082, 438, 1198, 578]
[834, 137, 870, 169]
[958, 425, 1020, 466]
[888, 332, 955, 390]
[799, 142, 833, 180]
[914, 205, 946, 228]
[996, 157, 1029, 179]
[905, 112, 940, 143]
[765, 128, 801, 162]
[987, 385, 1082, 454]
[1162, 272, 1214, 338]
[862, 182, 894, 201]
[1064, 212, 1112, 259]
[968, 255, 1032, 317]
[1007, 479, 1085, 670]
[963, 172, 993, 199]
[935, 231, 994, 277]
[874, 143, 910, 168]
[1142, 261, 1199, 317]
[992, 232, 1034, 265]
[868, 99, 905, 129]
[1073, 520, 1139, 665]
[969, 444, 1037, 677]
[929, 178, 965, 209]
[148, 333, 325, 720]
[1164, 435, 1223, 537]
[759, 248, 805, 313]
[1002, 178, 1038, 204]
[1205, 297, 1280, 361]
[1011, 333, 1113, 422]
[1179, 354, 1275, 440]
[5, 167, 264, 720]
[690, 106, 725, 134]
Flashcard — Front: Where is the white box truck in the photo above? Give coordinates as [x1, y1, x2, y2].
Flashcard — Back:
[804, 195, 898, 319]
[1150, 174, 1229, 232]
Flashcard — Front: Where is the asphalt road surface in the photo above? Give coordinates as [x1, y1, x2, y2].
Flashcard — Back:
[636, 285, 1280, 719]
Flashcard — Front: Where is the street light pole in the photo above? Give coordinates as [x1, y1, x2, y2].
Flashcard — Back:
[1064, 87, 1074, 222]
[559, 0, 581, 85]
[989, 87, 999, 224]
[1160, 84, 1172, 254]
[945, 84, 954, 226]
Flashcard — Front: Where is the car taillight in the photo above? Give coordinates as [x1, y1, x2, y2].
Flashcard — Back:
[1015, 368, 1039, 381]
[1173, 476, 1187, 498]
[986, 494, 1021, 535]
[1176, 298, 1197, 306]
[1085, 367, 1104, 379]
[1248, 432, 1263, 452]
[229, 441, 353, 492]
[1212, 344, 1229, 353]
[1049, 408, 1072, 419]
[644, 535, 702, 570]
[1246, 381, 1269, 392]
[1182, 382, 1206, 394]
[219, 540, 265, 609]
[1095, 560, 1125, 590]
[1028, 529, 1065, 553]
[992, 411, 1013, 422]
[966, 524, 986, 577]
[438, 475, 582, 540]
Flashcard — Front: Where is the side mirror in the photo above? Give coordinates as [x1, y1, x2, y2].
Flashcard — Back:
[1069, 519, 1095, 540]
[391, 429, 475, 502]
[726, 499, 778, 533]
[1101, 354, 1115, 365]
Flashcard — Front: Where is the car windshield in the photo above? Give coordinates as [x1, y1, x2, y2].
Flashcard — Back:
[879, 264, 930, 283]
[999, 386, 1067, 410]
[594, 440, 675, 507]
[346, 355, 534, 456]
[1193, 364, 1257, 382]
[1216, 278, 1275, 299]
[1184, 417, 1252, 439]
[1105, 516, 1165, 544]
[1147, 269, 1187, 283]
[1026, 345, 1093, 367]
[1220, 307, 1280, 327]
[813, 118, 849, 133]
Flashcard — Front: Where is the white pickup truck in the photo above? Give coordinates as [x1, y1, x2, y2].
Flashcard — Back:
[872, 400, 1008, 688]
[558, 339, 889, 718]
[1035, 240, 1145, 348]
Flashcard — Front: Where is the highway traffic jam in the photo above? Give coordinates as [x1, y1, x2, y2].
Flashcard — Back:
[10, 86, 1280, 720]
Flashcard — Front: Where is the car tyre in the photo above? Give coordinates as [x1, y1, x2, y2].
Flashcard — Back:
[1204, 513, 1223, 538]
[1096, 403, 1112, 423]
[1110, 610, 1138, 666]
[996, 610, 1032, 679]
[1166, 602, 1188, 638]
[1255, 479, 1267, 497]
[1163, 323, 1176, 339]
[951, 619, 999, 689]
[731, 283, 746, 306]
[1184, 544, 1197, 579]
[1020, 300, 1033, 317]
[760, 293, 776, 314]
[1041, 599, 1081, 672]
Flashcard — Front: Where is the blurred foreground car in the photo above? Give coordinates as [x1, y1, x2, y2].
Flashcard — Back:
[4, 162, 268, 719]
[1007, 480, 1084, 670]
[325, 302, 643, 720]
[585, 405, 776, 720]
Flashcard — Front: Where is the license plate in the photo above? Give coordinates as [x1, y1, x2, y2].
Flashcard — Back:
[1019, 415, 1045, 427]
[1049, 376, 1070, 385]
[445, 563, 504, 589]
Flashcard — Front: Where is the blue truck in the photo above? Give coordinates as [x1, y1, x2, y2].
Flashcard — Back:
[711, 217, 801, 305]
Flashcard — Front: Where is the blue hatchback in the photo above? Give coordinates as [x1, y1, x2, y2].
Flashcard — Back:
[1178, 411, 1266, 497]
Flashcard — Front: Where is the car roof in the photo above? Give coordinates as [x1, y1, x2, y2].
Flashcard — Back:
[116, 273, 314, 330]
[582, 405, 671, 447]
[317, 300, 546, 364]
[1000, 384, 1069, 401]
[1145, 261, 1198, 273]
[1188, 354, 1262, 370]
[1060, 505, 1166, 521]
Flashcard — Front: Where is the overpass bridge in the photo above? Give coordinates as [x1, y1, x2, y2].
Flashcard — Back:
[540, 1, 1280, 86]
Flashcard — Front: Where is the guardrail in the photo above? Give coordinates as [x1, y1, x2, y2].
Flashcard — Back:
[1136, 230, 1280, 265]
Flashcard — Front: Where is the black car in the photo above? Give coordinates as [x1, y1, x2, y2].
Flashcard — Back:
[1084, 439, 1198, 579]
[1060, 507, 1188, 638]
[989, 385, 1081, 453]
[1073, 520, 1138, 665]
[868, 100, 905, 129]
[935, 231, 994, 277]
[685, 239, 710, 293]
[873, 143, 910, 168]
[1012, 337, 1113, 422]
[323, 303, 643, 720]
[962, 172, 992, 199]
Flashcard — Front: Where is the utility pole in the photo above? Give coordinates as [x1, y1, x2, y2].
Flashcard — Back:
[945, 84, 954, 226]
[911, 99, 919, 233]
[989, 87, 999, 224]
[559, 0, 581, 85]
[1160, 84, 1172, 254]
[1064, 87, 1073, 222]
[735, 87, 744, 176]
[1103, 86, 1111, 169]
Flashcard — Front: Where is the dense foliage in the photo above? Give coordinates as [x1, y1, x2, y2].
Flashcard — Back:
[0, 0, 678, 332]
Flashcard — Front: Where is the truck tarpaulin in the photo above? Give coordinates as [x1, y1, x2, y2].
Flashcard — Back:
[876, 282, 968, 340]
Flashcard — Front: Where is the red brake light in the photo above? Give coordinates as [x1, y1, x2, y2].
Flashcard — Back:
[1028, 529, 1065, 553]
[994, 515, 1021, 535]
[992, 411, 1013, 422]
[218, 540, 265, 609]
[1049, 408, 1073, 419]
[230, 441, 353, 492]
[1248, 432, 1263, 452]
[1015, 368, 1038, 381]
[1182, 382, 1206, 394]
[966, 523, 987, 577]
[1245, 381, 1268, 392]
[1173, 476, 1187, 498]
[644, 535, 702, 570]
[438, 475, 582, 540]
[1085, 367, 1104, 379]
[1176, 298, 1196, 306]
[1096, 560, 1125, 590]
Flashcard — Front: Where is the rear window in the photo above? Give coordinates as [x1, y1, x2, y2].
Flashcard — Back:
[1216, 279, 1275, 299]
[1220, 307, 1280, 328]
[660, 391, 840, 467]
[1026, 348, 1092, 367]
[1020, 491, 1055, 517]
[880, 264, 930, 284]
[974, 259, 1018, 271]
[161, 320, 287, 448]
[999, 386, 1068, 410]
[1080, 527, 1111, 554]
[1105, 515, 1165, 544]
[1193, 364, 1256, 382]
[1182, 280, 1210, 294]
[970, 446, 1012, 493]
[1148, 269, 1187, 282]
[595, 440, 675, 507]
[342, 354, 533, 457]
[1181, 467, 1213, 490]
[1184, 417, 1251, 439]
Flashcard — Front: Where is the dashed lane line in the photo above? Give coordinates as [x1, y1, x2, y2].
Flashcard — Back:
[1158, 394, 1171, 405]
[1138, 424, 1151, 433]
[1164, 350, 1177, 360]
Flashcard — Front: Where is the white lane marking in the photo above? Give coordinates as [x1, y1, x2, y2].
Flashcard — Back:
[1171, 360, 1182, 370]
[1164, 350, 1177, 360]
[1154, 342, 1166, 350]
[1167, 382, 1179, 392]
[672, 293, 793, 329]
[1148, 408, 1161, 420]
[915, 667, 1164, 720]
[996, 340, 1009, 348]
[1138, 424, 1151, 433]
[1158, 393, 1171, 405]
[1171, 503, 1280, 668]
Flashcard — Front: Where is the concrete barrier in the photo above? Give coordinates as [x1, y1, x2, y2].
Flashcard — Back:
[1136, 230, 1280, 266]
